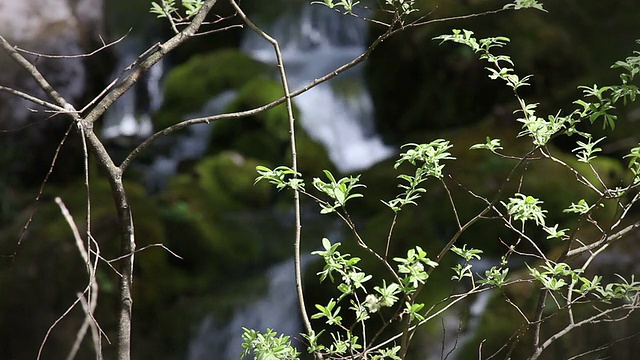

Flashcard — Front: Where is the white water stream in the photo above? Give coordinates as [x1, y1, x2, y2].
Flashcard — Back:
[103, 3, 391, 190]
[187, 258, 305, 360]
[241, 4, 393, 172]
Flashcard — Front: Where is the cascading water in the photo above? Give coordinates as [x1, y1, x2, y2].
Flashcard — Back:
[141, 90, 236, 191]
[187, 257, 308, 360]
[104, 1, 390, 185]
[102, 37, 158, 143]
[241, 2, 394, 173]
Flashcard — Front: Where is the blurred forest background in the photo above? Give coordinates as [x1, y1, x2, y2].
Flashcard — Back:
[1, 0, 640, 359]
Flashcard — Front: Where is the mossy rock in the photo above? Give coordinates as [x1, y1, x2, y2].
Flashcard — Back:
[156, 49, 270, 129]
[207, 77, 297, 164]
[159, 152, 294, 273]
[166, 151, 273, 212]
[197, 152, 273, 209]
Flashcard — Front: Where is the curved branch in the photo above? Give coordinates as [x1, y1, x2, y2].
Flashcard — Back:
[118, 5, 515, 172]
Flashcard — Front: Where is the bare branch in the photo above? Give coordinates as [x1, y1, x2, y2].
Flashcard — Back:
[83, 0, 220, 125]
[12, 123, 74, 260]
[0, 36, 79, 115]
[567, 219, 640, 257]
[229, 0, 315, 343]
[529, 298, 640, 360]
[106, 243, 183, 264]
[39, 198, 105, 360]
[15, 32, 129, 59]
[0, 85, 65, 113]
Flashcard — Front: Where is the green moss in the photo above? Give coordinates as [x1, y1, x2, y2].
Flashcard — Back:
[197, 152, 273, 209]
[166, 152, 272, 213]
[159, 152, 294, 278]
[208, 77, 295, 163]
[156, 49, 270, 129]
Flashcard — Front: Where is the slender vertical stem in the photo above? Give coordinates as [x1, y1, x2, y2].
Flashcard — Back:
[111, 177, 134, 360]
[227, 0, 316, 346]
[83, 125, 135, 360]
[531, 289, 547, 353]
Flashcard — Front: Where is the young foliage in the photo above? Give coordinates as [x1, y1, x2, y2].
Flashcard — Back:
[470, 137, 503, 153]
[572, 136, 605, 163]
[384, 140, 455, 212]
[503, 193, 547, 226]
[313, 170, 365, 214]
[240, 328, 301, 360]
[478, 266, 510, 287]
[246, 5, 640, 360]
[365, 280, 401, 312]
[255, 165, 305, 191]
[385, 0, 418, 15]
[624, 145, 640, 183]
[311, 0, 360, 14]
[451, 244, 483, 262]
[312, 238, 362, 284]
[394, 246, 438, 292]
[563, 199, 599, 215]
[503, 0, 547, 12]
[150, 0, 176, 18]
[150, 0, 203, 18]
[312, 298, 344, 326]
[542, 224, 568, 239]
[595, 275, 640, 302]
[575, 85, 619, 129]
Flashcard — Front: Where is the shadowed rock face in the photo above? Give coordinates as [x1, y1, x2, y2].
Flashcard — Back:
[0, 0, 104, 124]
[0, 0, 106, 185]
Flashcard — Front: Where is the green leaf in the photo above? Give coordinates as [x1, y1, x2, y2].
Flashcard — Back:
[470, 137, 503, 152]
[503, 0, 547, 12]
[502, 193, 547, 226]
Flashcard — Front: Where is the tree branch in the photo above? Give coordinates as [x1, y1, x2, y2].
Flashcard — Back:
[83, 0, 219, 124]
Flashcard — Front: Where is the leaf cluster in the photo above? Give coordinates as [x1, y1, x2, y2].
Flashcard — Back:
[246, 3, 640, 360]
[150, 0, 204, 18]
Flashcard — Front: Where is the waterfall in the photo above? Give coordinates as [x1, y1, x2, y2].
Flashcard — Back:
[187, 4, 392, 358]
[103, 2, 391, 177]
[187, 258, 306, 360]
[101, 37, 157, 143]
[142, 90, 236, 191]
[241, 2, 393, 173]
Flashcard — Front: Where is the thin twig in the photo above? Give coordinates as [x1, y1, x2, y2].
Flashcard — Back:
[12, 122, 74, 260]
[40, 198, 105, 360]
[15, 32, 128, 59]
[106, 243, 183, 264]
[0, 85, 65, 113]
[229, 0, 317, 353]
